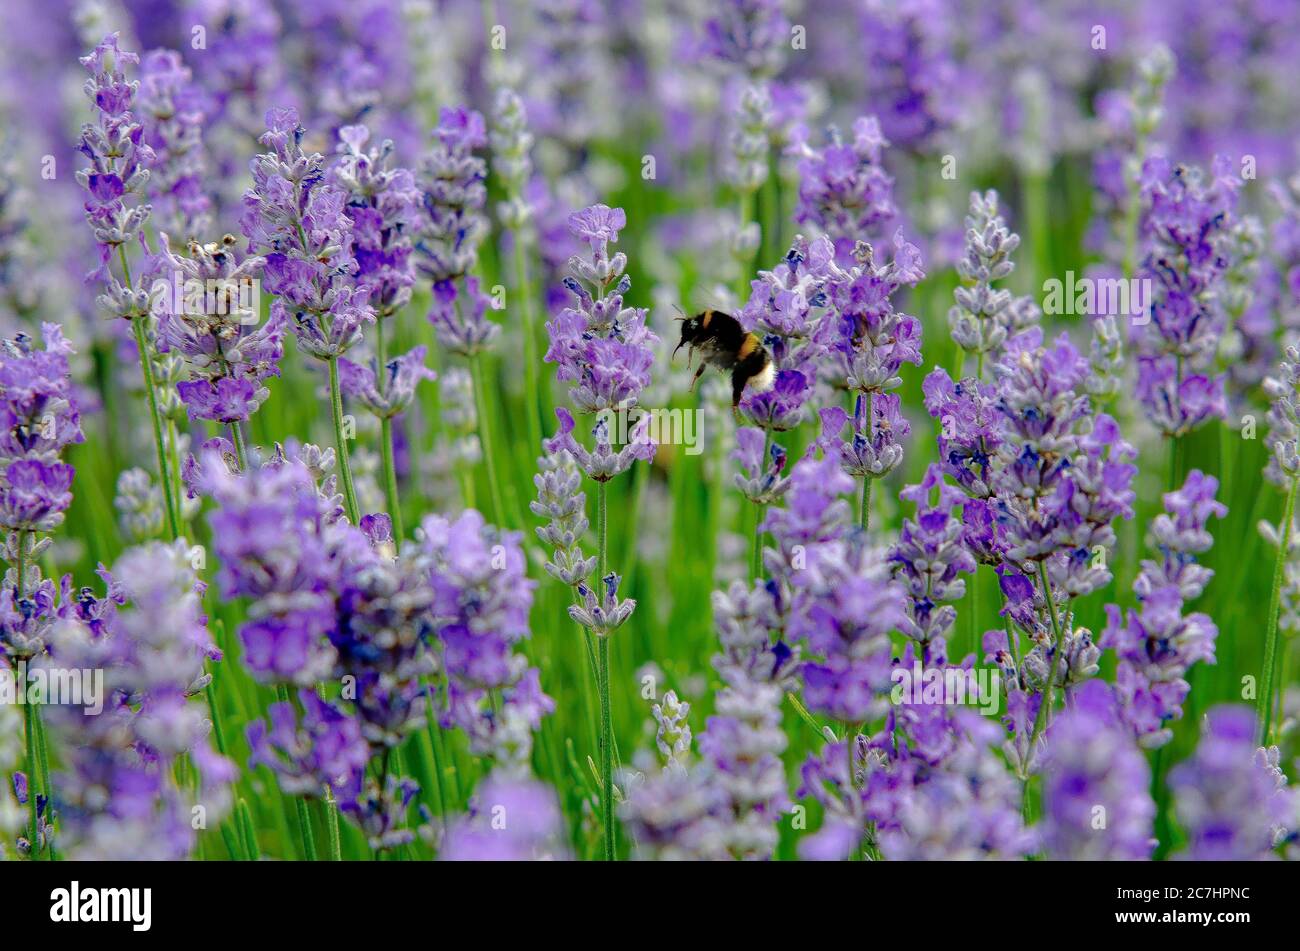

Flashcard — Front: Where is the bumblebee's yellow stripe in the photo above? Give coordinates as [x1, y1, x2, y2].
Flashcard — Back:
[701, 310, 713, 329]
[738, 333, 759, 359]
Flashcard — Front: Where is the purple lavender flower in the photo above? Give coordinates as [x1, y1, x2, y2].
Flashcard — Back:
[185, 1, 284, 212]
[531, 450, 597, 587]
[740, 235, 835, 344]
[332, 123, 421, 320]
[425, 275, 498, 357]
[820, 232, 924, 404]
[921, 369, 1001, 497]
[890, 465, 977, 660]
[543, 406, 655, 485]
[791, 117, 897, 263]
[726, 83, 773, 196]
[732, 426, 791, 505]
[41, 541, 232, 860]
[241, 106, 374, 360]
[414, 106, 493, 355]
[763, 456, 907, 724]
[802, 701, 1030, 861]
[0, 325, 84, 470]
[989, 329, 1091, 564]
[700, 0, 791, 79]
[76, 34, 154, 289]
[490, 87, 535, 234]
[816, 393, 910, 482]
[738, 368, 811, 432]
[338, 345, 435, 420]
[247, 689, 370, 800]
[653, 690, 694, 774]
[619, 765, 729, 861]
[699, 579, 796, 859]
[1134, 155, 1238, 437]
[419, 510, 551, 767]
[333, 543, 438, 749]
[1102, 470, 1224, 748]
[0, 701, 22, 856]
[1039, 680, 1155, 860]
[114, 467, 163, 541]
[1170, 707, 1293, 860]
[545, 204, 659, 416]
[441, 773, 571, 861]
[1264, 346, 1300, 486]
[137, 49, 211, 242]
[947, 191, 1038, 377]
[510, 10, 619, 189]
[569, 572, 637, 638]
[150, 233, 283, 424]
[199, 444, 363, 685]
[0, 325, 84, 654]
[0, 460, 74, 536]
[859, 0, 957, 154]
[1045, 413, 1138, 598]
[343, 773, 423, 851]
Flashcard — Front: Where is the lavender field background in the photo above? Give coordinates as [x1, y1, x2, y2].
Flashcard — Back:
[0, 0, 1298, 862]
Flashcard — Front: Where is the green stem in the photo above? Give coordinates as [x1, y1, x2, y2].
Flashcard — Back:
[167, 416, 186, 527]
[1025, 561, 1066, 767]
[751, 429, 772, 580]
[327, 355, 361, 524]
[514, 236, 544, 456]
[1023, 170, 1051, 293]
[379, 416, 403, 540]
[860, 392, 874, 531]
[130, 313, 180, 539]
[229, 421, 249, 472]
[736, 190, 755, 300]
[470, 353, 506, 525]
[276, 685, 319, 860]
[859, 476, 872, 532]
[596, 480, 615, 860]
[324, 785, 342, 861]
[375, 315, 404, 540]
[237, 798, 259, 861]
[1260, 476, 1298, 744]
[16, 527, 27, 598]
[24, 697, 39, 859]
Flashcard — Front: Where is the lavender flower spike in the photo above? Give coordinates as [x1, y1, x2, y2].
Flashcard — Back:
[241, 106, 375, 362]
[1258, 346, 1300, 742]
[1040, 680, 1155, 860]
[948, 190, 1038, 378]
[1170, 707, 1293, 860]
[151, 233, 282, 425]
[1102, 470, 1224, 749]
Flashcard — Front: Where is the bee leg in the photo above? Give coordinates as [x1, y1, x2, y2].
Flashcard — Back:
[689, 363, 707, 393]
[731, 371, 749, 408]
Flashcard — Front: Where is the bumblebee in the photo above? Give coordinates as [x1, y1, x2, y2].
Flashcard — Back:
[672, 309, 775, 407]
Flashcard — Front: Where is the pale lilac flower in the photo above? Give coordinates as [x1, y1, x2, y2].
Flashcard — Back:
[241, 107, 374, 360]
[1102, 470, 1224, 748]
[441, 773, 572, 861]
[1170, 707, 1293, 860]
[1040, 680, 1155, 860]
